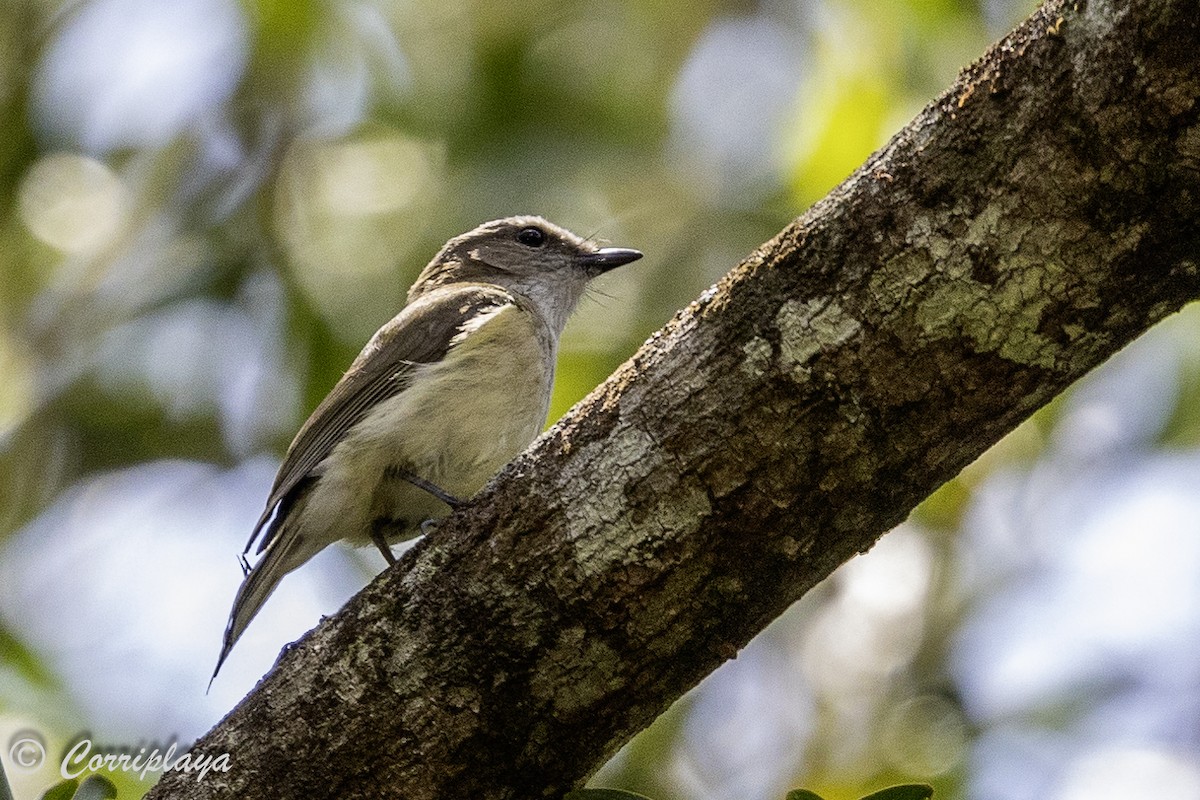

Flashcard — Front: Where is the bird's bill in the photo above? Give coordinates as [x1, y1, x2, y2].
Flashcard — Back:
[579, 247, 643, 273]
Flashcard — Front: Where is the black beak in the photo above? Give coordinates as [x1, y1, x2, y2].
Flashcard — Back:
[579, 247, 643, 274]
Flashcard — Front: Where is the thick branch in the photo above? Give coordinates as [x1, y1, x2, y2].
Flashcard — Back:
[151, 1, 1200, 797]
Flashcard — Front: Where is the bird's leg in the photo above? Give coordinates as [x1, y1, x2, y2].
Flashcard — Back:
[369, 521, 398, 566]
[385, 465, 466, 509]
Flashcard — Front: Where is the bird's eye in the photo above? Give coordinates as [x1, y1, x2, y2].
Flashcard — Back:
[516, 227, 546, 247]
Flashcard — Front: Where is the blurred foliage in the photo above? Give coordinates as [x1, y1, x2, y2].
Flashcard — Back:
[568, 790, 656, 800]
[34, 0, 1200, 800]
[38, 776, 117, 800]
[0, 0, 1035, 542]
[568, 782, 933, 800]
[788, 786, 932, 800]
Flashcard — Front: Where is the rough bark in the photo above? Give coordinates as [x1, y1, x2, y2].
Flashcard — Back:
[149, 0, 1200, 797]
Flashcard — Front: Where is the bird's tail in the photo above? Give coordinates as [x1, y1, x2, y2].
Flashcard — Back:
[209, 518, 318, 689]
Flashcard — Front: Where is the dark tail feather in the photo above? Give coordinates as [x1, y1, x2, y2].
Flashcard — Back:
[209, 528, 306, 691]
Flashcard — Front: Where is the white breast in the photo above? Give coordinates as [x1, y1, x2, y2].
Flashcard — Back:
[411, 302, 554, 485]
[301, 302, 554, 546]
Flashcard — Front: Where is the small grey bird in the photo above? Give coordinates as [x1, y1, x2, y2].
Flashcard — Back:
[213, 216, 641, 680]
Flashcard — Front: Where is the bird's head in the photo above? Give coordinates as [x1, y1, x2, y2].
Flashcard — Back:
[410, 216, 642, 334]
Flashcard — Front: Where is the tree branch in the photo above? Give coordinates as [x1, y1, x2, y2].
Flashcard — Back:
[150, 0, 1200, 797]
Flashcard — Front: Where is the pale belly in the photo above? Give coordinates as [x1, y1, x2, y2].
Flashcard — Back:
[298, 304, 553, 547]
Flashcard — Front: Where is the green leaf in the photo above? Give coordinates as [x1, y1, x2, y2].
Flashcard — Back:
[36, 776, 119, 800]
[786, 791, 827, 800]
[566, 790, 656, 800]
[0, 623, 58, 688]
[38, 780, 79, 800]
[860, 785, 934, 800]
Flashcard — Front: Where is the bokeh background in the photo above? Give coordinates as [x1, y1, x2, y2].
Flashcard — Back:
[3, 0, 1200, 798]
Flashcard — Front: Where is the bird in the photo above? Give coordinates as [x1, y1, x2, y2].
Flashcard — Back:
[211, 216, 642, 682]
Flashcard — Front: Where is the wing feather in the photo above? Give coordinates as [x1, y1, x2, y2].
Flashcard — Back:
[245, 284, 517, 554]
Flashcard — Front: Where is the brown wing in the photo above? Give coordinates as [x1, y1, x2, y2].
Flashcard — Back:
[245, 284, 517, 554]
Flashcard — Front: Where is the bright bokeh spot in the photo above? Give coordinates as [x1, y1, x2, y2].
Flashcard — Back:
[275, 131, 447, 341]
[801, 527, 933, 695]
[32, 0, 247, 152]
[1057, 747, 1200, 800]
[18, 153, 127, 254]
[881, 694, 969, 776]
[669, 14, 804, 201]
